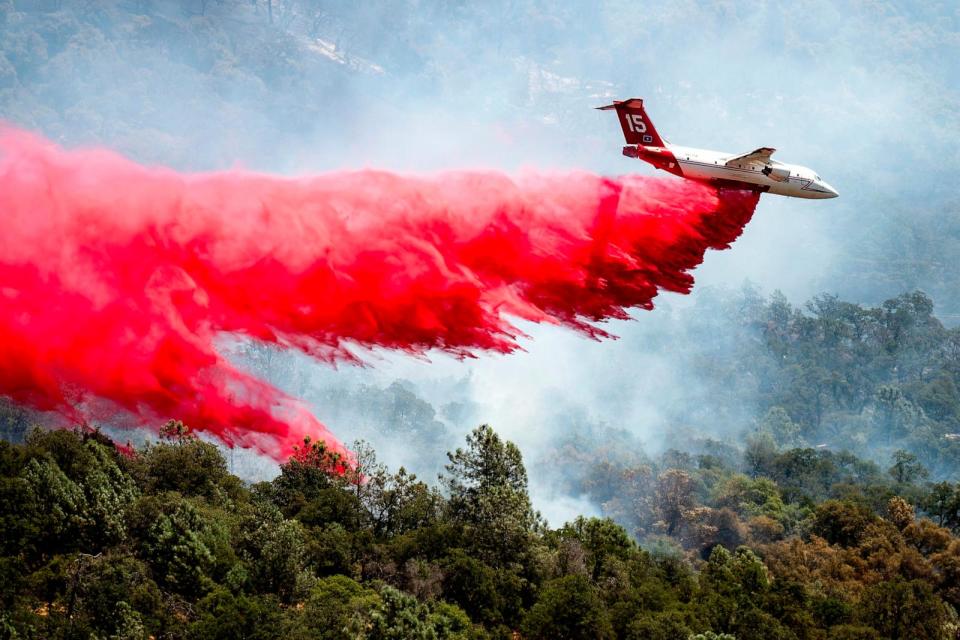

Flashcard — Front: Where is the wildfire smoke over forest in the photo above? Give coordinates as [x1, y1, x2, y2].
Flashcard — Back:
[0, 128, 759, 458]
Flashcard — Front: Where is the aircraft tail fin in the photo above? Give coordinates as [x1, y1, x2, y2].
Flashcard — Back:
[596, 98, 665, 147]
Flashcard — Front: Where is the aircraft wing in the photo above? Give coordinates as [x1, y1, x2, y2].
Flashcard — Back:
[724, 147, 776, 166]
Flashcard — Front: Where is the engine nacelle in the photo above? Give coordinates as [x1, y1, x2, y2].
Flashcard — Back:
[762, 166, 790, 182]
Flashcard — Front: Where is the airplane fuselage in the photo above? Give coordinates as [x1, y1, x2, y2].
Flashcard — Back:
[599, 98, 838, 200]
[630, 143, 839, 199]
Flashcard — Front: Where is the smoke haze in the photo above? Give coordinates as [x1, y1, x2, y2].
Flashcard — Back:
[2, 1, 959, 522]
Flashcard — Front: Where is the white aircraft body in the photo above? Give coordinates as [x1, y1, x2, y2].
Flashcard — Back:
[598, 98, 838, 199]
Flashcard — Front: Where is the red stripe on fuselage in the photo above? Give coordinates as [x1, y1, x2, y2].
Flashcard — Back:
[626, 146, 771, 193]
[627, 145, 684, 178]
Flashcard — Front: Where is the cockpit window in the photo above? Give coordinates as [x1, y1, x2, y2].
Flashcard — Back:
[815, 175, 821, 180]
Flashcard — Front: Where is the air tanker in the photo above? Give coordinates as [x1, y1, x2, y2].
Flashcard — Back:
[599, 99, 838, 199]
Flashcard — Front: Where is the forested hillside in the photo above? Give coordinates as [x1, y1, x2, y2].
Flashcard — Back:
[623, 287, 960, 475]
[250, 288, 960, 496]
[3, 422, 960, 639]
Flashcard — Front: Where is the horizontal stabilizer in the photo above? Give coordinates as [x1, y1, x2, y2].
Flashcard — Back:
[595, 98, 645, 111]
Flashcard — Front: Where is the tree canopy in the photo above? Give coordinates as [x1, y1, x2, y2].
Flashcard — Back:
[3, 420, 960, 639]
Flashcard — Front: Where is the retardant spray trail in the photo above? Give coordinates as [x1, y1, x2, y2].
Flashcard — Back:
[0, 128, 760, 459]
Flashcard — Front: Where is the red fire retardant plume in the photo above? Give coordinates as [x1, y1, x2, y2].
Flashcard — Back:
[0, 128, 759, 460]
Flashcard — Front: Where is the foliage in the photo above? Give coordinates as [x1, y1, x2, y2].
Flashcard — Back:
[2, 416, 960, 638]
[441, 424, 539, 568]
[521, 574, 614, 639]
